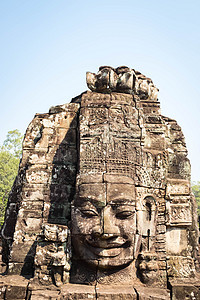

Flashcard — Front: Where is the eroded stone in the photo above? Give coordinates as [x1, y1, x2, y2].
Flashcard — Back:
[0, 66, 199, 300]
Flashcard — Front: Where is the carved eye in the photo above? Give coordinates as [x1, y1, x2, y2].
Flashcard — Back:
[116, 211, 134, 219]
[80, 209, 98, 218]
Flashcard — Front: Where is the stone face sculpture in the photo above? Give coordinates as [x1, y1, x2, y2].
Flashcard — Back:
[0, 66, 199, 299]
[71, 175, 140, 285]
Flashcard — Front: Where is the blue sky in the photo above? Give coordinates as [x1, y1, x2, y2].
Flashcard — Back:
[1, 0, 200, 181]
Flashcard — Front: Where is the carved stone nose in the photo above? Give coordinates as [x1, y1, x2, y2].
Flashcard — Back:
[103, 207, 120, 236]
[92, 225, 103, 237]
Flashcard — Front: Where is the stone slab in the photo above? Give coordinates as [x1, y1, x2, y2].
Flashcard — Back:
[60, 283, 96, 299]
[135, 286, 170, 300]
[96, 285, 137, 299]
[169, 278, 200, 300]
[0, 275, 29, 299]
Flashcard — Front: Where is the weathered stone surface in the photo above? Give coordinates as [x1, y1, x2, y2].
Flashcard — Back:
[86, 66, 159, 100]
[166, 256, 196, 278]
[0, 66, 199, 299]
[27, 283, 60, 300]
[60, 284, 96, 299]
[96, 285, 137, 299]
[0, 275, 28, 299]
[135, 286, 170, 299]
[169, 278, 200, 300]
[30, 290, 60, 300]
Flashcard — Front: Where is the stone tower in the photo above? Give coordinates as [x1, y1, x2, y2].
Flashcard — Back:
[0, 66, 199, 299]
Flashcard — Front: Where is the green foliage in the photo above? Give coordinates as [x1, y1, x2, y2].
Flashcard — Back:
[0, 130, 23, 226]
[192, 181, 200, 216]
[3, 129, 23, 159]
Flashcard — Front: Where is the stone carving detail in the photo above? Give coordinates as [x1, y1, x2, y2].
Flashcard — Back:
[137, 252, 159, 285]
[80, 138, 141, 178]
[0, 66, 199, 299]
[166, 256, 196, 278]
[34, 223, 71, 286]
[166, 204, 192, 226]
[86, 66, 159, 100]
[71, 177, 138, 270]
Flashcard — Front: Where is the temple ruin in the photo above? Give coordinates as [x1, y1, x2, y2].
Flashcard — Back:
[0, 66, 199, 299]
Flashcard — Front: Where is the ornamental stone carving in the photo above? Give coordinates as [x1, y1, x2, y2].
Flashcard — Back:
[0, 66, 199, 299]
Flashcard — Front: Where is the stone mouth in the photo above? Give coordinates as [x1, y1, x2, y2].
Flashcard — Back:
[86, 239, 129, 257]
[87, 245, 123, 257]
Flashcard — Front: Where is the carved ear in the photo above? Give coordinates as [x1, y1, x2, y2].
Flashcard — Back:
[134, 233, 142, 258]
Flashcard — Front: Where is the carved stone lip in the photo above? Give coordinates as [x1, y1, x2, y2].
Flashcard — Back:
[85, 239, 128, 257]
[86, 237, 126, 248]
[87, 242, 125, 249]
[86, 245, 124, 257]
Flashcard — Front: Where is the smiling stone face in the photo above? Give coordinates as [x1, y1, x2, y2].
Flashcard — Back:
[71, 176, 137, 269]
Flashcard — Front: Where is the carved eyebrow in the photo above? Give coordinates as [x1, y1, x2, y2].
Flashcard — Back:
[76, 197, 96, 205]
[108, 198, 136, 204]
[78, 197, 97, 202]
[76, 197, 106, 208]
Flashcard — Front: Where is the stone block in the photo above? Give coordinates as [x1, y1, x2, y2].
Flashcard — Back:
[53, 146, 77, 165]
[135, 166, 166, 189]
[77, 173, 103, 184]
[51, 164, 76, 185]
[34, 133, 52, 149]
[81, 91, 111, 107]
[0, 285, 6, 299]
[5, 284, 27, 299]
[137, 252, 160, 285]
[54, 111, 78, 129]
[169, 279, 200, 300]
[80, 107, 109, 129]
[18, 208, 42, 220]
[141, 101, 161, 115]
[10, 242, 37, 263]
[78, 183, 107, 206]
[7, 263, 24, 275]
[26, 149, 52, 166]
[103, 173, 135, 184]
[49, 183, 74, 203]
[135, 286, 170, 299]
[166, 256, 195, 278]
[70, 260, 97, 285]
[34, 245, 51, 267]
[167, 153, 191, 180]
[111, 92, 134, 106]
[19, 200, 44, 218]
[23, 119, 44, 149]
[26, 167, 51, 184]
[21, 185, 49, 201]
[96, 284, 137, 299]
[0, 275, 28, 299]
[30, 289, 60, 300]
[166, 203, 192, 226]
[48, 202, 70, 223]
[55, 128, 76, 146]
[42, 223, 68, 242]
[15, 217, 42, 233]
[60, 283, 96, 299]
[144, 115, 163, 124]
[96, 263, 136, 285]
[49, 102, 80, 115]
[166, 179, 190, 196]
[144, 129, 166, 151]
[106, 182, 136, 204]
[166, 228, 188, 255]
